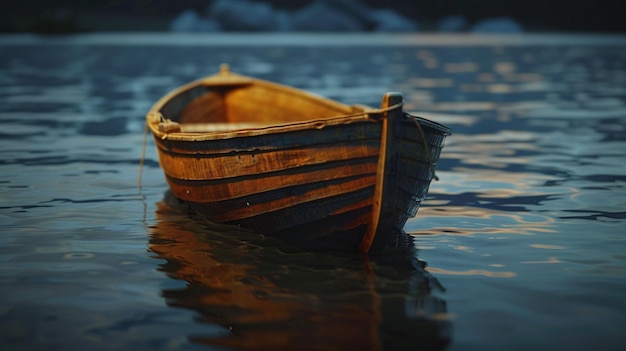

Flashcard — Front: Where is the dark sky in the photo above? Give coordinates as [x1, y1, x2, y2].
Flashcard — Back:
[2, 0, 624, 33]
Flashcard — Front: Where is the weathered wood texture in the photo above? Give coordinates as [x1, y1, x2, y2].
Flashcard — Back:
[147, 66, 450, 252]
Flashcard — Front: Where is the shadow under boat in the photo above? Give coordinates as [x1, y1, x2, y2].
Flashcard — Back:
[147, 193, 452, 350]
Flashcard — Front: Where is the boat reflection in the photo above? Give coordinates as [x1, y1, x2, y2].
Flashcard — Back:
[148, 191, 451, 350]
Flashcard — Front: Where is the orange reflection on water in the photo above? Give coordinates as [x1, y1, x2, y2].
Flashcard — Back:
[477, 72, 495, 82]
[530, 244, 565, 250]
[453, 245, 473, 252]
[494, 62, 516, 74]
[416, 101, 496, 112]
[416, 49, 438, 69]
[149, 199, 451, 350]
[411, 204, 556, 237]
[408, 111, 478, 126]
[425, 267, 517, 278]
[405, 77, 454, 88]
[150, 202, 382, 350]
[486, 83, 515, 94]
[521, 257, 562, 264]
[408, 131, 562, 238]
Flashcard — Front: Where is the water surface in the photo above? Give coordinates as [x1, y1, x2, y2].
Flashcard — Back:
[1, 34, 625, 351]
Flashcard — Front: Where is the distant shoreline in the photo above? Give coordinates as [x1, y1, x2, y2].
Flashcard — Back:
[2, 32, 626, 46]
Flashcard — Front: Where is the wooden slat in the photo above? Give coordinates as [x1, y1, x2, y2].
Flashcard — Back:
[191, 174, 376, 222]
[166, 158, 377, 202]
[155, 122, 382, 155]
[159, 140, 380, 180]
[232, 188, 374, 236]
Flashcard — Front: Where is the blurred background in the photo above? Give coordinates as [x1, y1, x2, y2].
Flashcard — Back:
[2, 0, 624, 34]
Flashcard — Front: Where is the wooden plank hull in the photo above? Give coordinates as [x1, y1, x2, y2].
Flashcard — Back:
[147, 65, 450, 253]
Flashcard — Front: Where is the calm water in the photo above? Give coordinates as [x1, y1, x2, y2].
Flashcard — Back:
[1, 34, 625, 351]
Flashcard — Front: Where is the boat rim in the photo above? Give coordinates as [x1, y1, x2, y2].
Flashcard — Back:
[146, 66, 450, 141]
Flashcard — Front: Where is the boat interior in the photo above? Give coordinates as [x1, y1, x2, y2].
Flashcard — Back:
[156, 66, 367, 133]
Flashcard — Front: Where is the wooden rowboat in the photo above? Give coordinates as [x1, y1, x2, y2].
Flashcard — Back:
[146, 64, 450, 253]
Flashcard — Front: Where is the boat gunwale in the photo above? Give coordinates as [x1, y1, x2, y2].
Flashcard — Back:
[146, 69, 385, 141]
[150, 113, 380, 141]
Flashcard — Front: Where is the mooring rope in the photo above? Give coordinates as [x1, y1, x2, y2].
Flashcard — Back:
[406, 113, 439, 181]
[365, 102, 404, 118]
[138, 120, 149, 190]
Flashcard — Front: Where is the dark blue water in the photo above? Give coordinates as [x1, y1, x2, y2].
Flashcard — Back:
[1, 34, 625, 351]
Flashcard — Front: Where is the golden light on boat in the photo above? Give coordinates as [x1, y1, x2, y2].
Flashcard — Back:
[146, 65, 451, 253]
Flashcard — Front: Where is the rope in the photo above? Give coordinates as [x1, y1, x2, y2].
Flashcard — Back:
[363, 102, 404, 119]
[406, 113, 439, 181]
[138, 120, 148, 189]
